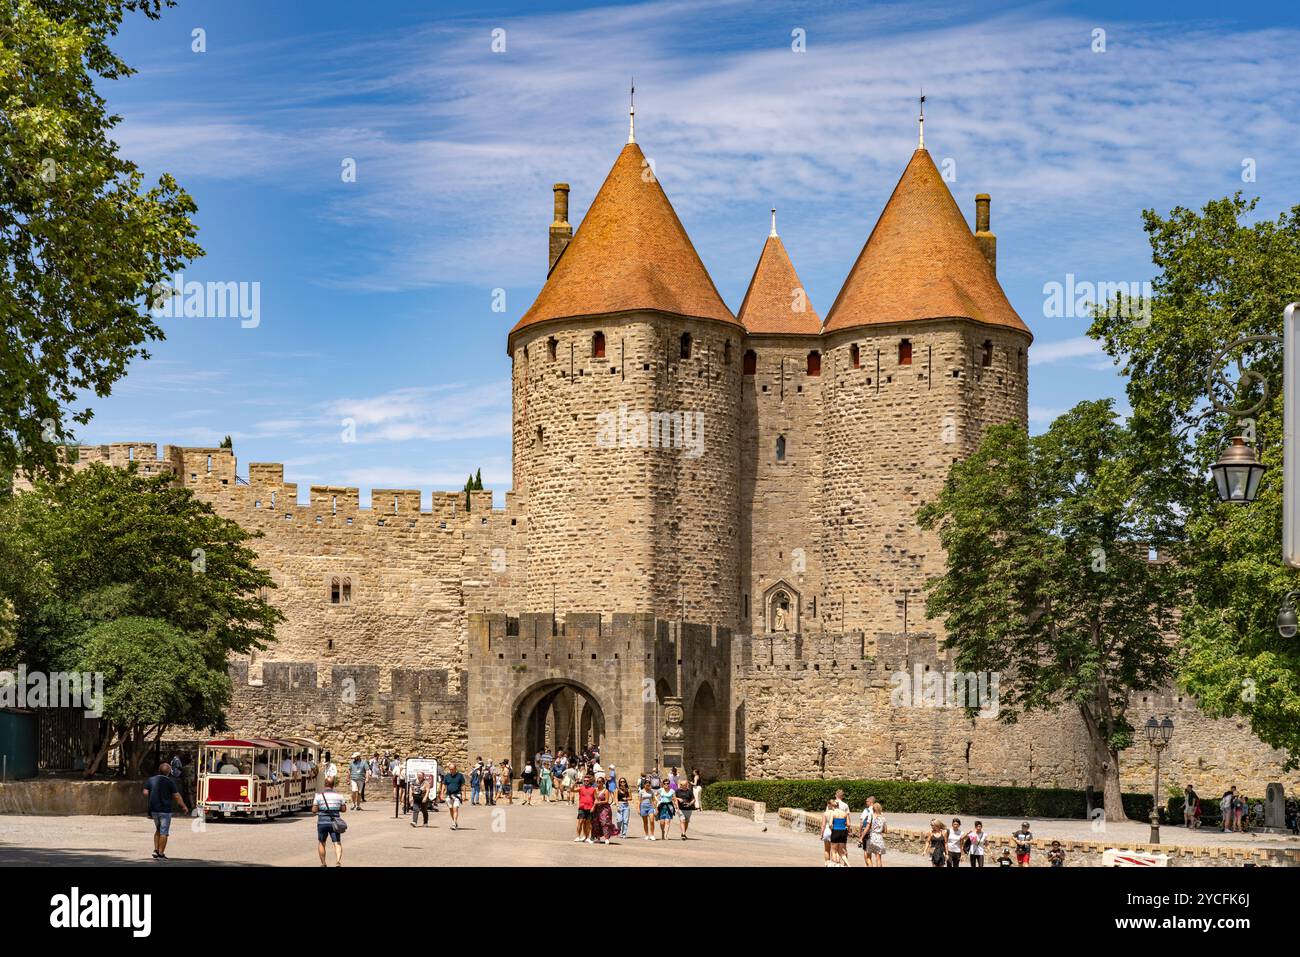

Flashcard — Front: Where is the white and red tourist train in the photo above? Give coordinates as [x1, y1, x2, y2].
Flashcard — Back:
[197, 736, 323, 821]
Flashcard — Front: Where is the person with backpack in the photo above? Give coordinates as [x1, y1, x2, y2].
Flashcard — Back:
[409, 771, 431, 827]
[313, 774, 347, 866]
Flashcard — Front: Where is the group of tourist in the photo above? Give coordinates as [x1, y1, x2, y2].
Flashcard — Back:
[1181, 783, 1300, 833]
[572, 765, 702, 844]
[819, 789, 1067, 868]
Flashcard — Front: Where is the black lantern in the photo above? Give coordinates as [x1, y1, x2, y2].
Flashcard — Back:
[1210, 436, 1266, 503]
[1278, 594, 1299, 639]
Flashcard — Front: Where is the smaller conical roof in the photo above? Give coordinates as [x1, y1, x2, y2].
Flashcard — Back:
[511, 142, 738, 341]
[737, 233, 821, 335]
[823, 148, 1030, 338]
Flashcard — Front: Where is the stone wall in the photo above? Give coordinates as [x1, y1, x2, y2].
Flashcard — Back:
[742, 631, 1300, 796]
[740, 334, 825, 636]
[511, 313, 741, 629]
[226, 660, 468, 764]
[819, 321, 1028, 637]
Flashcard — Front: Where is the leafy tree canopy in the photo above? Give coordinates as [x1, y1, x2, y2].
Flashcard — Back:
[0, 0, 201, 480]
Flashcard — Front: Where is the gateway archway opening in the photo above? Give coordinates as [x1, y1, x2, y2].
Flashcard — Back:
[512, 680, 606, 769]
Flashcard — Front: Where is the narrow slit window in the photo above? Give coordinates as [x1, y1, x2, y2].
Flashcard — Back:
[776, 435, 786, 461]
[680, 333, 692, 359]
[850, 343, 861, 368]
[981, 339, 993, 367]
[899, 339, 912, 365]
[592, 332, 605, 359]
[547, 337, 558, 361]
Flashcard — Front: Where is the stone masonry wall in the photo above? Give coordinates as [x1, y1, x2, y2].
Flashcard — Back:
[741, 631, 1300, 796]
[740, 334, 825, 636]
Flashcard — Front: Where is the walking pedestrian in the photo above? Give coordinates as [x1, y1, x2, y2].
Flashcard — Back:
[1012, 822, 1034, 867]
[521, 762, 537, 805]
[674, 774, 697, 842]
[824, 798, 849, 864]
[864, 801, 886, 867]
[441, 762, 466, 830]
[470, 760, 482, 806]
[926, 820, 947, 867]
[143, 761, 188, 861]
[638, 776, 655, 840]
[965, 820, 987, 868]
[946, 817, 964, 867]
[654, 777, 675, 841]
[313, 774, 347, 866]
[348, 753, 366, 810]
[593, 777, 616, 844]
[409, 772, 431, 827]
[540, 762, 553, 803]
[616, 777, 631, 837]
[691, 768, 703, 815]
[574, 774, 596, 843]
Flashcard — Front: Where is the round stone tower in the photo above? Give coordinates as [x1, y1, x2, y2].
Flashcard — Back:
[507, 134, 744, 628]
[819, 145, 1032, 637]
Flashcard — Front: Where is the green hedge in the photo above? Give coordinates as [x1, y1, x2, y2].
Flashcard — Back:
[702, 778, 1153, 820]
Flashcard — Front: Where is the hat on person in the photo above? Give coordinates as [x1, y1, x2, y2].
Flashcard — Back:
[353, 752, 361, 759]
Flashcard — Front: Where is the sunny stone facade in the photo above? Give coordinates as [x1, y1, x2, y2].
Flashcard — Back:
[60, 126, 1300, 795]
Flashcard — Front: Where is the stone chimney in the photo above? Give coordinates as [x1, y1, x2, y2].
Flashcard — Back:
[974, 193, 996, 273]
[549, 183, 572, 273]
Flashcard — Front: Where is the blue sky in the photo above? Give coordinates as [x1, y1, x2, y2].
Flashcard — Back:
[80, 0, 1300, 505]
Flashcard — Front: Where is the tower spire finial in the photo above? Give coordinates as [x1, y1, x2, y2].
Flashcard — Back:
[770, 207, 777, 238]
[628, 77, 636, 144]
[918, 88, 926, 149]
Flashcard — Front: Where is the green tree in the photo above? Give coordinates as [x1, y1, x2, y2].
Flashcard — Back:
[76, 615, 230, 776]
[0, 0, 201, 481]
[474, 468, 483, 491]
[918, 403, 1180, 820]
[1089, 194, 1300, 764]
[0, 463, 281, 773]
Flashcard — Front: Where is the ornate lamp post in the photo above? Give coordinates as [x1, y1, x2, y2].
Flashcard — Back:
[1210, 436, 1267, 503]
[1145, 715, 1174, 843]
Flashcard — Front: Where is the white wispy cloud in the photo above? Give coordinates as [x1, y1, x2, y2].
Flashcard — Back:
[1029, 335, 1106, 366]
[110, 2, 1300, 299]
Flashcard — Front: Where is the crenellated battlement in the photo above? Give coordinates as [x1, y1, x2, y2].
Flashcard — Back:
[61, 440, 524, 529]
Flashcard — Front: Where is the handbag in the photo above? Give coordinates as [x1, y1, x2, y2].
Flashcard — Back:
[321, 796, 348, 833]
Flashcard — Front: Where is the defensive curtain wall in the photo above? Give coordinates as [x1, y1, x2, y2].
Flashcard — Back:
[36, 441, 1300, 795]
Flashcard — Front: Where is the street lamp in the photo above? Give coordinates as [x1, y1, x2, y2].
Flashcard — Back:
[1210, 436, 1267, 503]
[1278, 593, 1299, 639]
[1145, 716, 1174, 843]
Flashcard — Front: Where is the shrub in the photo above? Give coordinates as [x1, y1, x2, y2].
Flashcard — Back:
[702, 778, 1153, 820]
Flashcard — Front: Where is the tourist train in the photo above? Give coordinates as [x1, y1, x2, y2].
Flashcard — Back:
[197, 736, 323, 821]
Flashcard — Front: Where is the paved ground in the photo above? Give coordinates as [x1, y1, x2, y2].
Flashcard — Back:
[882, 811, 1300, 849]
[0, 797, 930, 867]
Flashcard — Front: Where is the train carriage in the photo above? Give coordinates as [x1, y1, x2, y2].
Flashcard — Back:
[198, 736, 319, 821]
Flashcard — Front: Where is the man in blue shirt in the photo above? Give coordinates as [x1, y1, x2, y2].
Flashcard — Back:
[143, 761, 188, 861]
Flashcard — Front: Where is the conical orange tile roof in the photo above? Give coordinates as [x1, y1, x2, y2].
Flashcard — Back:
[737, 233, 821, 335]
[823, 148, 1030, 338]
[510, 142, 738, 341]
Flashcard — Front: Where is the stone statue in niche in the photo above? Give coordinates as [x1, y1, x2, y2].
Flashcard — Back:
[772, 592, 791, 632]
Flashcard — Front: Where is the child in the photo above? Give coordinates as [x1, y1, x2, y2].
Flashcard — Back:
[1048, 840, 1065, 867]
[1012, 821, 1034, 867]
[996, 848, 1014, 868]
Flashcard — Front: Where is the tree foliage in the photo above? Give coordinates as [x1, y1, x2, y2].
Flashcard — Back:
[0, 463, 281, 772]
[0, 0, 201, 480]
[918, 403, 1180, 820]
[1089, 194, 1300, 766]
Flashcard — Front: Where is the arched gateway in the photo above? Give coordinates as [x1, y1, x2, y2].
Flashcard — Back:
[511, 679, 606, 769]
